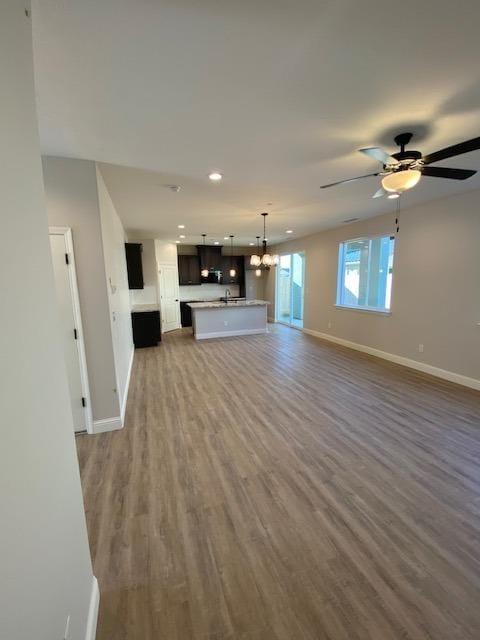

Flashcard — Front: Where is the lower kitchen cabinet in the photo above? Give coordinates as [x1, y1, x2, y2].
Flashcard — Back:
[131, 311, 161, 348]
[180, 302, 192, 327]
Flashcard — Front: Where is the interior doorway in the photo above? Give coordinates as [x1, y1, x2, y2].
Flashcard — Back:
[49, 227, 92, 433]
[276, 252, 305, 328]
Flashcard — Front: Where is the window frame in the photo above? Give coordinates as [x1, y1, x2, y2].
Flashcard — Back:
[335, 234, 395, 315]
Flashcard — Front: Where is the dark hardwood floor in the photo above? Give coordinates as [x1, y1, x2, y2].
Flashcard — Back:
[76, 324, 480, 639]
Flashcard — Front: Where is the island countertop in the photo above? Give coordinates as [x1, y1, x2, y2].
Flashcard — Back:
[188, 299, 269, 309]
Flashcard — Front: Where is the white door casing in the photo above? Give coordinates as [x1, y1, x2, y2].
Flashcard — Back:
[158, 263, 180, 332]
[49, 227, 93, 433]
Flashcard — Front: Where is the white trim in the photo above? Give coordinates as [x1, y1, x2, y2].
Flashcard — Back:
[85, 576, 100, 640]
[49, 227, 93, 434]
[92, 416, 122, 434]
[120, 346, 134, 423]
[334, 304, 392, 315]
[195, 328, 268, 340]
[303, 328, 480, 391]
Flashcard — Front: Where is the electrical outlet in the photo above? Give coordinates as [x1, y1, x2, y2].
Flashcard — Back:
[64, 615, 70, 640]
[418, 343, 424, 353]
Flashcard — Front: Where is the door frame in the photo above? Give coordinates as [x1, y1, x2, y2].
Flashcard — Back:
[157, 262, 181, 333]
[49, 227, 93, 434]
[275, 250, 305, 330]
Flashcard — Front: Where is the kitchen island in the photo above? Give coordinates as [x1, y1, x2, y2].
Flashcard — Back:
[188, 300, 269, 340]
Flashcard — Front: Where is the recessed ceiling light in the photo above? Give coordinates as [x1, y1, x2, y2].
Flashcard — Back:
[223, 236, 229, 240]
[179, 234, 186, 238]
[249, 242, 254, 246]
[175, 240, 180, 244]
[208, 172, 223, 181]
[214, 241, 219, 245]
[178, 224, 185, 229]
[286, 229, 293, 234]
[388, 193, 400, 199]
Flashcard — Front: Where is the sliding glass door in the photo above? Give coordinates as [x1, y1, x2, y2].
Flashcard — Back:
[276, 252, 305, 328]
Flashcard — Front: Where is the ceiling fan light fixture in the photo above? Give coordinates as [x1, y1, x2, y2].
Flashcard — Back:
[382, 169, 421, 193]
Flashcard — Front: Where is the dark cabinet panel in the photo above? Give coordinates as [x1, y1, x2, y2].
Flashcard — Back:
[197, 245, 223, 272]
[131, 311, 161, 348]
[180, 302, 192, 327]
[221, 256, 244, 285]
[178, 255, 201, 285]
[125, 243, 144, 289]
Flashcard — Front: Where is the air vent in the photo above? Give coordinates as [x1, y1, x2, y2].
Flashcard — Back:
[342, 217, 359, 224]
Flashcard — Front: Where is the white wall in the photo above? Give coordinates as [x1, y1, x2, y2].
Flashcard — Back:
[96, 166, 134, 419]
[0, 4, 95, 639]
[129, 239, 159, 306]
[43, 156, 120, 422]
[266, 189, 480, 383]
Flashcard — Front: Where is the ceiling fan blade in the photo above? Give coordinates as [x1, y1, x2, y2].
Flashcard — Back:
[372, 187, 386, 198]
[359, 147, 395, 165]
[421, 166, 477, 180]
[320, 172, 379, 189]
[422, 137, 480, 165]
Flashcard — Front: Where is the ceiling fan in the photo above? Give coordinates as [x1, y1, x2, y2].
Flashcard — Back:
[321, 132, 480, 199]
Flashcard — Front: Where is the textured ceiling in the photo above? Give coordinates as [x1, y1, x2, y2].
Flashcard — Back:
[33, 0, 480, 244]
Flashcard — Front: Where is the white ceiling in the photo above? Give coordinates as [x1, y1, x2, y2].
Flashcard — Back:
[32, 0, 480, 245]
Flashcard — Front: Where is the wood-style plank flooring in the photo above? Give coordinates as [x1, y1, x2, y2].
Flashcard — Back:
[76, 325, 480, 640]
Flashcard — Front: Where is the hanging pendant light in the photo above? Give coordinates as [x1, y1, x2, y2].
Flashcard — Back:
[250, 214, 278, 267]
[254, 236, 262, 276]
[200, 234, 209, 278]
[229, 235, 236, 277]
[260, 212, 278, 267]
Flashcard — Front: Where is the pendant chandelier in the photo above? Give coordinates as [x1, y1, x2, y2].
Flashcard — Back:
[250, 213, 278, 268]
[200, 234, 209, 278]
[254, 236, 262, 277]
[229, 235, 236, 277]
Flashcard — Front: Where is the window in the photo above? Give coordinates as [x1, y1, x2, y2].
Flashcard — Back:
[336, 235, 395, 312]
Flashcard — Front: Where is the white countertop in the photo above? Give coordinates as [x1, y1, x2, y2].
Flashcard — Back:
[131, 304, 160, 313]
[188, 299, 269, 309]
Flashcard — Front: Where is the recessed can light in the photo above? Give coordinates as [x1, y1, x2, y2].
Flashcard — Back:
[178, 224, 185, 229]
[249, 242, 254, 246]
[214, 241, 219, 245]
[175, 240, 180, 244]
[179, 234, 186, 238]
[223, 236, 229, 240]
[208, 172, 223, 181]
[286, 229, 293, 234]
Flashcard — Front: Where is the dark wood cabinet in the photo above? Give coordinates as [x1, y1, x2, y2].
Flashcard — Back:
[197, 245, 222, 272]
[180, 302, 193, 327]
[131, 311, 161, 348]
[125, 243, 144, 289]
[178, 255, 201, 285]
[221, 256, 244, 285]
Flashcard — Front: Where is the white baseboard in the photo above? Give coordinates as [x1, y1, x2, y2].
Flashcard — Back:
[92, 416, 122, 434]
[85, 576, 99, 640]
[120, 346, 134, 423]
[195, 328, 268, 340]
[303, 328, 480, 391]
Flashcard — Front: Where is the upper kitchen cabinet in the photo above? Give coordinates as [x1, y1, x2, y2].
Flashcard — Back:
[221, 255, 244, 285]
[197, 245, 222, 272]
[178, 254, 201, 285]
[125, 242, 144, 289]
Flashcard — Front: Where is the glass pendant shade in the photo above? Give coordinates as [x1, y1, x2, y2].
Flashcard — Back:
[229, 268, 236, 277]
[255, 268, 262, 277]
[250, 254, 261, 267]
[382, 169, 421, 193]
[201, 268, 209, 278]
[261, 253, 273, 266]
